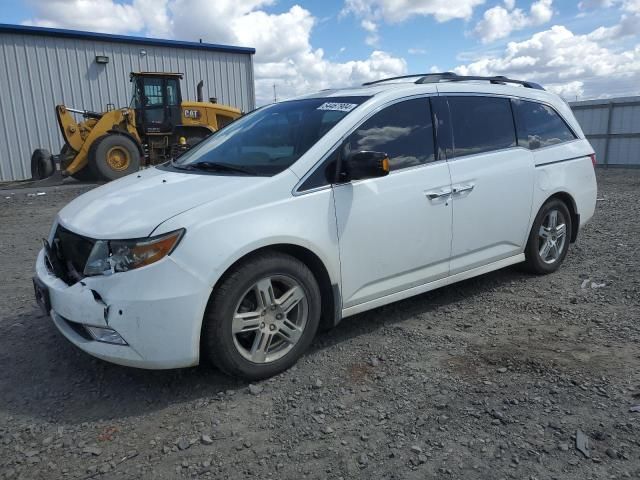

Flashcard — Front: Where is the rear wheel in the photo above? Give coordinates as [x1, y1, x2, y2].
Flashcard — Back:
[88, 134, 140, 181]
[523, 199, 572, 274]
[202, 253, 321, 380]
[30, 149, 54, 180]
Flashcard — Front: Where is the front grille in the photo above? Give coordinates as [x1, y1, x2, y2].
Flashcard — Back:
[50, 226, 96, 284]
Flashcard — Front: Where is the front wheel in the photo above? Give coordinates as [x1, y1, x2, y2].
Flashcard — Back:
[523, 199, 572, 274]
[88, 134, 140, 181]
[202, 253, 321, 380]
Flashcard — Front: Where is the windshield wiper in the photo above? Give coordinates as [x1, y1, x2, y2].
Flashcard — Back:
[186, 161, 257, 175]
[170, 160, 194, 171]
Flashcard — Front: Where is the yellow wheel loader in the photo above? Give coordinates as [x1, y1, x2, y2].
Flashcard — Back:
[31, 72, 242, 182]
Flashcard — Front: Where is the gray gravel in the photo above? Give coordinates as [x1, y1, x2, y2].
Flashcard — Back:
[1, 169, 639, 479]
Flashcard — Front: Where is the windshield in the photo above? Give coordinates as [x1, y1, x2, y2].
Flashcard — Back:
[171, 96, 370, 176]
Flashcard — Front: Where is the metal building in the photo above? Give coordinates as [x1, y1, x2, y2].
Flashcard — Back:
[0, 24, 255, 181]
[570, 96, 640, 168]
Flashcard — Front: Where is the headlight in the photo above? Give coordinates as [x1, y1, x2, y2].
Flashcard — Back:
[83, 229, 184, 276]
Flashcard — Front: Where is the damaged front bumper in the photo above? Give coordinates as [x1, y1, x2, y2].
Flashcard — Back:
[35, 249, 211, 369]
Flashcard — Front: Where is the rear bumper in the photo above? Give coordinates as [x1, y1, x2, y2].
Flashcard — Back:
[35, 249, 211, 369]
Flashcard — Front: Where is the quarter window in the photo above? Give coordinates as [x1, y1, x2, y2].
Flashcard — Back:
[346, 98, 435, 171]
[447, 96, 516, 158]
[512, 99, 576, 149]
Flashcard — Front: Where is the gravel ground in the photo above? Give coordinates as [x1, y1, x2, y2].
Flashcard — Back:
[0, 170, 639, 480]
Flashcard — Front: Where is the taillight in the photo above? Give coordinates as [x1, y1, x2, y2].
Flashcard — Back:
[589, 153, 597, 167]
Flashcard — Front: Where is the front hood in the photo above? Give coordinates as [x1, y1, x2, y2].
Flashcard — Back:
[57, 167, 267, 239]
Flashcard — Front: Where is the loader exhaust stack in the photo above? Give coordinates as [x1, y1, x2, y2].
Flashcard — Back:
[196, 80, 204, 102]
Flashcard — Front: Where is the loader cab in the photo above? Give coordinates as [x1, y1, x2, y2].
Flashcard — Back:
[131, 72, 182, 135]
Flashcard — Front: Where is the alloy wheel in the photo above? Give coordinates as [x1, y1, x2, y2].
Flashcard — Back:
[538, 209, 567, 264]
[232, 275, 308, 364]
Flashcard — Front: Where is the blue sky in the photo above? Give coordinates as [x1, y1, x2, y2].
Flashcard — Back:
[1, 1, 639, 103]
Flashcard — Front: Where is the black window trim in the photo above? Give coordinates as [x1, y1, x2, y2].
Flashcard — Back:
[436, 92, 581, 161]
[293, 93, 444, 195]
[444, 94, 519, 160]
[293, 92, 582, 194]
[509, 96, 579, 151]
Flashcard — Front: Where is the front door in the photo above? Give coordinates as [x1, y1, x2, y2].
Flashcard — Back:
[442, 95, 534, 274]
[135, 76, 181, 134]
[333, 97, 453, 308]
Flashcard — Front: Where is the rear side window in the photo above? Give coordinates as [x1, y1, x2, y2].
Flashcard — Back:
[346, 97, 435, 171]
[512, 99, 577, 149]
[447, 96, 516, 158]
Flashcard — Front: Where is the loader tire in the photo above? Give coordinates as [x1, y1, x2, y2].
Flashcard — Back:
[89, 134, 140, 181]
[30, 149, 54, 180]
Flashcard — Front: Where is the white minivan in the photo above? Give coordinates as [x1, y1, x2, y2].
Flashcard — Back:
[34, 73, 597, 379]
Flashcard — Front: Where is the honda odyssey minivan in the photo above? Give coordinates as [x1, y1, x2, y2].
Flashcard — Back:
[34, 73, 597, 379]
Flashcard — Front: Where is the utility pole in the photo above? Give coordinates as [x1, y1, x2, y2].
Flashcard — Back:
[273, 84, 277, 103]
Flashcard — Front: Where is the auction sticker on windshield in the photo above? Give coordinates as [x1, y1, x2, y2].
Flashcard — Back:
[317, 102, 358, 112]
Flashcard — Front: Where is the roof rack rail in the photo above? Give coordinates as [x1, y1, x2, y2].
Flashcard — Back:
[362, 72, 544, 90]
[361, 73, 435, 86]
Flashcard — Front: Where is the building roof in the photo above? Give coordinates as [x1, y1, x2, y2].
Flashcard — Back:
[569, 96, 640, 108]
[0, 23, 255, 55]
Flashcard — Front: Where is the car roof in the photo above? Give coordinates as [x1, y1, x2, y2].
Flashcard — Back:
[292, 72, 563, 107]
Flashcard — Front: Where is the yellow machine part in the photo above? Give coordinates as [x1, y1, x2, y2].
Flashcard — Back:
[180, 101, 242, 130]
[56, 105, 141, 175]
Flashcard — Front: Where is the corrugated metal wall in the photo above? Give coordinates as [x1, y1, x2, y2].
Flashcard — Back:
[0, 31, 255, 181]
[570, 96, 640, 167]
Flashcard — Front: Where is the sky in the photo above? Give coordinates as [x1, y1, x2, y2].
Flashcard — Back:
[1, 0, 639, 105]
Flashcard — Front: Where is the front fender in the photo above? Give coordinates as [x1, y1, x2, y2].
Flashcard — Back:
[155, 174, 341, 293]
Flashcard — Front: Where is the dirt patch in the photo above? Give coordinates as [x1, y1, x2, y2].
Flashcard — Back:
[1, 169, 639, 479]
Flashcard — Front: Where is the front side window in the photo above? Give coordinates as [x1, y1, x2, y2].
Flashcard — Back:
[512, 99, 577, 149]
[171, 97, 369, 176]
[448, 96, 516, 158]
[346, 97, 435, 171]
[143, 78, 164, 106]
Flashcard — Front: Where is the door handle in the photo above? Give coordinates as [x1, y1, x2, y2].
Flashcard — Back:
[425, 189, 452, 200]
[452, 184, 475, 194]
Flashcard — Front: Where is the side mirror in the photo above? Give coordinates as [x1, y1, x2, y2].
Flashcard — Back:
[343, 150, 390, 181]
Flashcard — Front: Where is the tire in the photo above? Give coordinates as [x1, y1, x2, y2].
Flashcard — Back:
[202, 252, 321, 380]
[30, 149, 54, 180]
[523, 198, 572, 274]
[88, 134, 140, 181]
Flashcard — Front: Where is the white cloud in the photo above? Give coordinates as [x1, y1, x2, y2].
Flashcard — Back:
[578, 0, 615, 7]
[546, 80, 584, 99]
[455, 24, 640, 99]
[360, 19, 380, 46]
[168, 1, 406, 103]
[22, 0, 407, 105]
[473, 0, 553, 44]
[579, 0, 640, 11]
[624, 0, 640, 12]
[588, 12, 640, 41]
[342, 0, 486, 24]
[23, 0, 152, 34]
[343, 0, 486, 49]
[20, 0, 640, 103]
